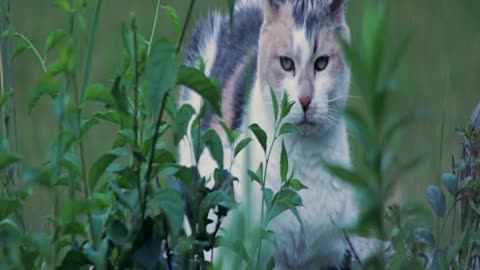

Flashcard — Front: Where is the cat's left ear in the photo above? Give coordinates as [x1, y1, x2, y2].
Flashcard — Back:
[328, 0, 345, 23]
[328, 0, 350, 42]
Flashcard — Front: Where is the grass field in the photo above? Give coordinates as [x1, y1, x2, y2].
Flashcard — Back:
[5, 0, 480, 232]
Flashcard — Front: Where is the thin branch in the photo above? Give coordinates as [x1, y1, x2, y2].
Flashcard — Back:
[12, 33, 46, 71]
[177, 0, 196, 54]
[147, 0, 161, 56]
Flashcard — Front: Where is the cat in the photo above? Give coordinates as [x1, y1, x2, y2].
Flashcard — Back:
[179, 0, 359, 269]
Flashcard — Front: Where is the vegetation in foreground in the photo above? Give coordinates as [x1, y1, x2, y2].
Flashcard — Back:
[0, 0, 479, 269]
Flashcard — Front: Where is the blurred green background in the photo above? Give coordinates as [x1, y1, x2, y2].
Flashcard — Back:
[4, 0, 480, 230]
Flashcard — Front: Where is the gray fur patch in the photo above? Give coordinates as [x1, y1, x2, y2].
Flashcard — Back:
[270, 0, 343, 39]
[183, 5, 262, 129]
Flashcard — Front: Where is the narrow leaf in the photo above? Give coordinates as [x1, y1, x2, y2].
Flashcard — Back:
[234, 138, 252, 157]
[249, 123, 267, 153]
[177, 66, 221, 116]
[44, 29, 67, 54]
[280, 141, 288, 182]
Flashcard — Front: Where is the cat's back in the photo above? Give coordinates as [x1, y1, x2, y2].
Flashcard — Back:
[181, 1, 263, 129]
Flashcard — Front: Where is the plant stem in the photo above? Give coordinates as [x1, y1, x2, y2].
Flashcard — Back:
[143, 94, 167, 218]
[12, 33, 46, 71]
[177, 0, 196, 54]
[132, 18, 143, 219]
[256, 130, 279, 270]
[2, 0, 25, 232]
[147, 0, 161, 56]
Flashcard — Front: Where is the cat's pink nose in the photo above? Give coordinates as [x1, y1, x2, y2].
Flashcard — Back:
[299, 95, 312, 112]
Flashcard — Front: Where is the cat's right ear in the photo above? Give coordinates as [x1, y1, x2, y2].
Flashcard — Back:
[263, 0, 279, 24]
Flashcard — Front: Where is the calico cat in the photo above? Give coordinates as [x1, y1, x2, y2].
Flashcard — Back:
[179, 0, 358, 269]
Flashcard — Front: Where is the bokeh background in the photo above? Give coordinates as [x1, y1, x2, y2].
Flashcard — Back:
[4, 0, 480, 230]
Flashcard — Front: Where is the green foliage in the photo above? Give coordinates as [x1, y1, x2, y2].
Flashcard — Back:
[0, 0, 479, 269]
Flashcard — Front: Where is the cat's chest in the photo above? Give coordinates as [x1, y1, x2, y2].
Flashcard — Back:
[267, 149, 350, 220]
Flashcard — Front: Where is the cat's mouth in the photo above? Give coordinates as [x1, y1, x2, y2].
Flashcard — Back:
[296, 120, 316, 136]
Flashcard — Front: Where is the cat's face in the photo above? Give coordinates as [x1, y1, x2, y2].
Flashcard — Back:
[258, 0, 350, 136]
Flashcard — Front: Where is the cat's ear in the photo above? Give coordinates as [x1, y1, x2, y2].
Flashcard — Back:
[263, 0, 279, 24]
[328, 0, 345, 23]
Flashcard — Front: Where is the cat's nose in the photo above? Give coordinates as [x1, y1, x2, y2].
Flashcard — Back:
[299, 95, 312, 112]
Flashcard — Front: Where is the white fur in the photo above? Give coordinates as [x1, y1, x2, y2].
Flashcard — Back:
[238, 77, 358, 269]
[179, 4, 360, 270]
[179, 12, 222, 172]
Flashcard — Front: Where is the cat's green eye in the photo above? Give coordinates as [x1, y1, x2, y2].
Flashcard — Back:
[280, 56, 295, 72]
[314, 56, 329, 72]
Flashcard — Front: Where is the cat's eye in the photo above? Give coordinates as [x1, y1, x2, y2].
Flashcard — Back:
[280, 57, 295, 72]
[314, 56, 329, 72]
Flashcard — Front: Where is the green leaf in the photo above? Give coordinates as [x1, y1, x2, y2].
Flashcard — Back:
[91, 212, 109, 248]
[57, 249, 90, 270]
[280, 141, 288, 182]
[289, 179, 307, 191]
[28, 75, 59, 112]
[280, 92, 294, 119]
[61, 151, 82, 176]
[54, 0, 73, 12]
[0, 152, 19, 171]
[234, 138, 252, 158]
[110, 76, 128, 115]
[0, 219, 23, 245]
[22, 166, 53, 187]
[174, 104, 195, 145]
[89, 152, 118, 191]
[153, 149, 176, 165]
[248, 163, 264, 185]
[441, 173, 457, 197]
[110, 182, 138, 213]
[269, 87, 279, 122]
[199, 190, 236, 222]
[146, 39, 178, 115]
[80, 117, 100, 139]
[161, 5, 180, 35]
[220, 121, 238, 144]
[44, 29, 67, 54]
[177, 65, 222, 116]
[249, 123, 267, 153]
[0, 25, 15, 39]
[155, 188, 185, 241]
[415, 227, 435, 248]
[0, 199, 22, 220]
[278, 122, 299, 136]
[266, 189, 303, 225]
[426, 185, 446, 217]
[133, 237, 162, 270]
[429, 249, 447, 270]
[217, 236, 249, 262]
[49, 130, 76, 168]
[83, 83, 117, 108]
[83, 239, 108, 270]
[107, 220, 128, 246]
[203, 129, 224, 169]
[11, 38, 28, 61]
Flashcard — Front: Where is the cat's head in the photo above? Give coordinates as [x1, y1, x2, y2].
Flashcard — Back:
[257, 0, 350, 136]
